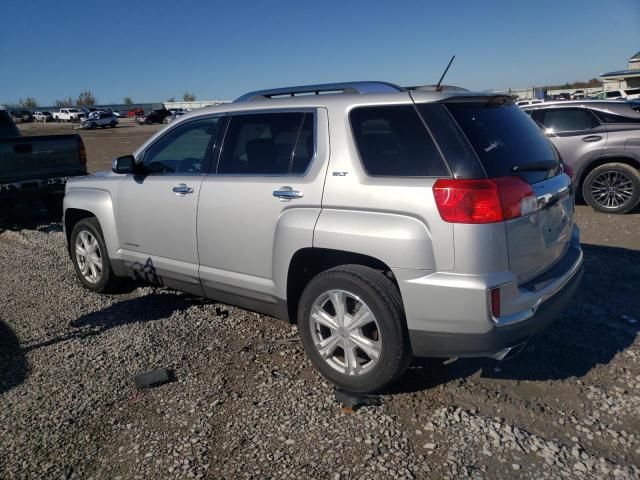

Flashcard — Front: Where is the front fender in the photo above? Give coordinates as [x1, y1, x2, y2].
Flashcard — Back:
[63, 188, 119, 258]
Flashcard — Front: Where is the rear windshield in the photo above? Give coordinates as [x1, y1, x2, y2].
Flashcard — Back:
[445, 101, 559, 184]
[0, 111, 20, 138]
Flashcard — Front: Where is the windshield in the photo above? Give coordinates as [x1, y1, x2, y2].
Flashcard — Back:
[445, 101, 559, 184]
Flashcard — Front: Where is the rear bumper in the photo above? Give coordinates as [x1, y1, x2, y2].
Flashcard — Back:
[408, 261, 582, 357]
[400, 225, 583, 358]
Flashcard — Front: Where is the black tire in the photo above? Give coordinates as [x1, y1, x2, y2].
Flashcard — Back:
[297, 265, 412, 393]
[582, 163, 640, 214]
[90, 122, 97, 130]
[46, 194, 63, 221]
[110, 121, 116, 128]
[69, 218, 121, 293]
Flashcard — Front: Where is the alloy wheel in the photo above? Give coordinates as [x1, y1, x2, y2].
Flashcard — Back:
[75, 230, 103, 283]
[309, 289, 382, 376]
[590, 170, 635, 209]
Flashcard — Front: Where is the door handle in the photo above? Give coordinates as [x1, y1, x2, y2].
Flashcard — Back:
[582, 135, 602, 142]
[273, 186, 303, 200]
[172, 184, 194, 195]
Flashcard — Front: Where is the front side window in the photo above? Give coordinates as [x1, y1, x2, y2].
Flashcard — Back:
[350, 105, 448, 177]
[535, 108, 600, 132]
[217, 112, 314, 175]
[143, 117, 221, 175]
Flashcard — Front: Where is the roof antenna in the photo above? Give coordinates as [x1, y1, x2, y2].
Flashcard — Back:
[435, 55, 456, 92]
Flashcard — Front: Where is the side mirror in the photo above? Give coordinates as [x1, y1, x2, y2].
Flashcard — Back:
[112, 155, 137, 174]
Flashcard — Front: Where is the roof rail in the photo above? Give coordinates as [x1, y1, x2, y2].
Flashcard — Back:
[405, 84, 469, 92]
[233, 81, 405, 102]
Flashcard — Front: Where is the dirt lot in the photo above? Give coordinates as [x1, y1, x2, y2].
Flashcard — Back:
[18, 118, 164, 172]
[1, 123, 639, 479]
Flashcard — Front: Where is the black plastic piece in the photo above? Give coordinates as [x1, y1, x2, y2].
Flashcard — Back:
[134, 368, 173, 389]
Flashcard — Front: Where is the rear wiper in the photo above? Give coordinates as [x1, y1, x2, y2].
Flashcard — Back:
[512, 161, 557, 172]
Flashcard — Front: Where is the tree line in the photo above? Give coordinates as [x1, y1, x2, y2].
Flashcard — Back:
[11, 91, 198, 109]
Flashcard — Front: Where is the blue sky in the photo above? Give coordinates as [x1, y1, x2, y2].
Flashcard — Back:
[1, 0, 638, 105]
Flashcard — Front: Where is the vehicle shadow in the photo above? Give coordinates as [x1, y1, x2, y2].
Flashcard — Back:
[391, 243, 640, 393]
[0, 319, 29, 395]
[23, 291, 202, 353]
[0, 206, 62, 232]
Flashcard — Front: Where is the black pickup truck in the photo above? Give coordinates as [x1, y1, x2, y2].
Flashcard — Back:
[1, 107, 87, 217]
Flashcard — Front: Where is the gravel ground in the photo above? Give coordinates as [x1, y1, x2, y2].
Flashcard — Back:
[1, 207, 639, 479]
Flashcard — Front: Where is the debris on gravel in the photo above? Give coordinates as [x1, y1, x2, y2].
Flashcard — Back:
[0, 216, 639, 479]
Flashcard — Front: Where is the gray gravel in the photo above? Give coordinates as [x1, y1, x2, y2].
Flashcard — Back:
[0, 212, 639, 479]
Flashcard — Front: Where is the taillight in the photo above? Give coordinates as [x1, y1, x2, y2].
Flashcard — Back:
[562, 162, 574, 179]
[77, 136, 87, 165]
[433, 177, 536, 223]
[490, 287, 501, 318]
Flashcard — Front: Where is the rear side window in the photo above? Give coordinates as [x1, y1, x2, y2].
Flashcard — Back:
[534, 108, 600, 131]
[593, 110, 640, 124]
[446, 101, 558, 183]
[349, 105, 448, 177]
[218, 112, 314, 175]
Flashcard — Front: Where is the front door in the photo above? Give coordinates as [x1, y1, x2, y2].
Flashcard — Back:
[114, 116, 222, 294]
[197, 109, 328, 315]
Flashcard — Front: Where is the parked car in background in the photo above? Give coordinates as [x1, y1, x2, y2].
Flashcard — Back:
[516, 99, 544, 107]
[79, 111, 118, 130]
[107, 109, 122, 118]
[63, 81, 583, 393]
[523, 100, 640, 214]
[571, 90, 585, 99]
[163, 111, 186, 123]
[33, 111, 53, 122]
[53, 108, 85, 123]
[10, 110, 34, 123]
[592, 89, 640, 101]
[136, 108, 171, 125]
[1, 106, 87, 217]
[127, 108, 144, 117]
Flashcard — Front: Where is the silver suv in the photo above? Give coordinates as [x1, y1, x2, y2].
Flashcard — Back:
[63, 82, 583, 392]
[522, 100, 640, 213]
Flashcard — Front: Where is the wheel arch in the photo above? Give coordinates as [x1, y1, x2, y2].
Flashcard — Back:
[577, 156, 640, 194]
[285, 247, 399, 324]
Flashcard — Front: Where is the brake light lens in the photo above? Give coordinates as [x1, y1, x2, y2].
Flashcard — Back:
[490, 287, 501, 318]
[562, 162, 574, 179]
[77, 136, 87, 165]
[433, 177, 536, 223]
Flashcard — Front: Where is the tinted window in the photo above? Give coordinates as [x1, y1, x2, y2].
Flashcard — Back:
[446, 101, 558, 183]
[537, 108, 600, 131]
[350, 105, 448, 177]
[144, 117, 220, 175]
[218, 112, 309, 175]
[594, 110, 640, 124]
[606, 91, 622, 98]
[290, 113, 315, 174]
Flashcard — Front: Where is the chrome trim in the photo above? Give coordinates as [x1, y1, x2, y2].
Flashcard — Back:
[492, 249, 583, 327]
[273, 186, 303, 200]
[234, 81, 405, 102]
[172, 184, 194, 195]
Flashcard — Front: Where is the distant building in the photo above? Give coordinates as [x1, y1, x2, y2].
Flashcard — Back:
[601, 50, 640, 91]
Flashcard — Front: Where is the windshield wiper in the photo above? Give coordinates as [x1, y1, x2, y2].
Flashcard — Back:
[512, 161, 557, 172]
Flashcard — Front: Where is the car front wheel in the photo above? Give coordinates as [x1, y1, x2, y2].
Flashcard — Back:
[298, 265, 412, 393]
[70, 218, 121, 293]
[583, 163, 640, 214]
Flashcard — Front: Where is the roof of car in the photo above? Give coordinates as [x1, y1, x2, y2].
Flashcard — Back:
[521, 100, 640, 117]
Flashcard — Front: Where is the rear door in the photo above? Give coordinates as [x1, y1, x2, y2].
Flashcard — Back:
[443, 100, 575, 283]
[196, 109, 328, 314]
[530, 107, 607, 171]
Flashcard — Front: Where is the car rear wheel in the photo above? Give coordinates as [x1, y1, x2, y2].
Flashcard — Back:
[583, 163, 640, 214]
[298, 265, 412, 393]
[110, 121, 116, 128]
[70, 218, 121, 293]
